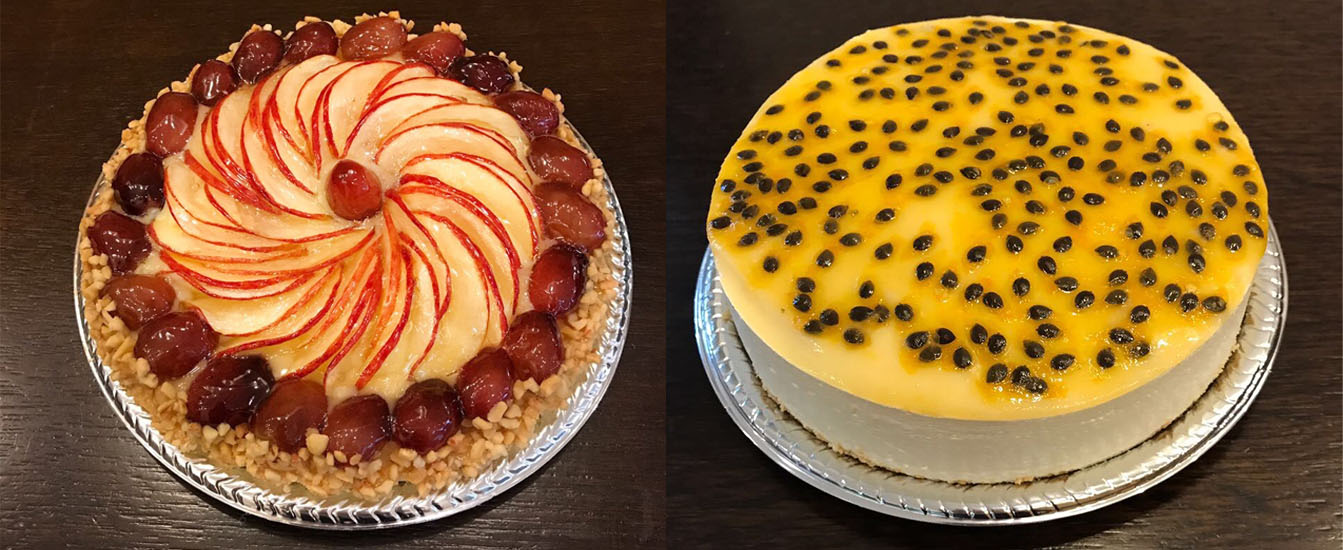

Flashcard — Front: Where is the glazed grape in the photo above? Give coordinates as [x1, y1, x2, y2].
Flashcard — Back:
[186, 355, 274, 426]
[231, 30, 283, 83]
[190, 60, 238, 107]
[327, 159, 383, 220]
[528, 136, 593, 187]
[457, 348, 514, 419]
[534, 183, 606, 252]
[253, 379, 327, 453]
[135, 311, 218, 379]
[501, 311, 564, 382]
[528, 245, 588, 314]
[494, 90, 559, 137]
[340, 17, 407, 60]
[392, 379, 463, 453]
[324, 394, 392, 462]
[448, 54, 514, 94]
[111, 153, 165, 216]
[101, 274, 175, 329]
[401, 31, 465, 74]
[88, 211, 152, 274]
[145, 92, 198, 157]
[283, 21, 338, 64]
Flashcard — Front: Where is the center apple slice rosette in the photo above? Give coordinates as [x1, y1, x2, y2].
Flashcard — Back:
[75, 12, 630, 522]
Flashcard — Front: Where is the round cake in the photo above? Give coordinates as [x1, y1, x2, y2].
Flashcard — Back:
[706, 16, 1269, 483]
[79, 12, 618, 498]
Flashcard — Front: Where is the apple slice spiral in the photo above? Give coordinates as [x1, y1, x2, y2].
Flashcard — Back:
[152, 55, 548, 404]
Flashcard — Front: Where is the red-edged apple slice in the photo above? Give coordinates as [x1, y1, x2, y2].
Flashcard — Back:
[162, 228, 373, 279]
[311, 60, 400, 168]
[242, 244, 380, 380]
[388, 102, 530, 155]
[148, 210, 301, 264]
[195, 167, 357, 243]
[274, 55, 340, 159]
[400, 154, 538, 254]
[161, 254, 314, 300]
[196, 265, 336, 336]
[341, 92, 462, 157]
[341, 242, 448, 400]
[397, 177, 528, 312]
[239, 69, 330, 217]
[162, 159, 295, 251]
[375, 75, 486, 105]
[366, 62, 436, 103]
[375, 121, 526, 178]
[398, 212, 498, 380]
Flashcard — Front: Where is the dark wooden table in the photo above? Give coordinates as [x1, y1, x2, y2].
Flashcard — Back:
[0, 1, 665, 547]
[668, 1, 1341, 548]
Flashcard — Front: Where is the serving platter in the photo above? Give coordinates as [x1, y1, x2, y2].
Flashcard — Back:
[75, 126, 633, 530]
[694, 221, 1285, 525]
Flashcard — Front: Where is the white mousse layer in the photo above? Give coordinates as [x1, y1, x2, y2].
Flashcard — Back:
[735, 289, 1247, 483]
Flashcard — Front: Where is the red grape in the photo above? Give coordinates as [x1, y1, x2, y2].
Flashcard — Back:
[101, 274, 175, 330]
[111, 153, 165, 216]
[88, 211, 151, 275]
[501, 311, 564, 382]
[401, 31, 465, 74]
[283, 22, 338, 64]
[528, 136, 593, 187]
[145, 92, 198, 158]
[186, 354, 274, 426]
[528, 245, 587, 314]
[392, 379, 462, 453]
[340, 17, 406, 60]
[231, 30, 283, 83]
[448, 55, 514, 94]
[324, 394, 392, 462]
[253, 379, 327, 453]
[135, 310, 218, 379]
[327, 159, 383, 220]
[458, 348, 514, 419]
[534, 183, 606, 252]
[494, 91, 559, 137]
[190, 60, 238, 107]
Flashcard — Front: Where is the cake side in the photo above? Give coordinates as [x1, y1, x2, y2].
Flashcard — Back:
[738, 280, 1248, 483]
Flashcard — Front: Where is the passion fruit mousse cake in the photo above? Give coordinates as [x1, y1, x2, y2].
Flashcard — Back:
[78, 12, 620, 499]
[706, 16, 1268, 483]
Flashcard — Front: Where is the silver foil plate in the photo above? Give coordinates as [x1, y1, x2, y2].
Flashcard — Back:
[75, 125, 633, 530]
[694, 221, 1285, 525]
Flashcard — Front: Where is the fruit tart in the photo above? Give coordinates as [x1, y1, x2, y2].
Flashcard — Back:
[78, 12, 623, 499]
[706, 16, 1269, 483]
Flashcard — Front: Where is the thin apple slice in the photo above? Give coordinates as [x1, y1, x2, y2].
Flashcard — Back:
[400, 212, 497, 380]
[274, 55, 340, 159]
[162, 159, 296, 251]
[375, 121, 525, 179]
[342, 92, 462, 157]
[148, 210, 301, 264]
[311, 60, 400, 168]
[375, 75, 486, 105]
[244, 245, 380, 380]
[346, 243, 446, 400]
[197, 265, 336, 336]
[162, 228, 373, 280]
[396, 181, 525, 312]
[388, 102, 530, 155]
[400, 154, 537, 254]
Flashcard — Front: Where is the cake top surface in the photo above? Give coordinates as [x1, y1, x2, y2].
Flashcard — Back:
[707, 16, 1268, 420]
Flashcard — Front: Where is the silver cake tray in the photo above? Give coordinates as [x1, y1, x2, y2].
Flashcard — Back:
[74, 125, 633, 530]
[694, 220, 1285, 525]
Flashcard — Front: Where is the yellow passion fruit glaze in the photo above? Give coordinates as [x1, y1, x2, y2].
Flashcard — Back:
[707, 16, 1267, 420]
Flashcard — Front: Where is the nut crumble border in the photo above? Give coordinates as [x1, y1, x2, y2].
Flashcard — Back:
[77, 11, 624, 501]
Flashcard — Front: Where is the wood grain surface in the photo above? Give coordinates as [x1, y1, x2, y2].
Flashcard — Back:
[0, 1, 665, 548]
[666, 1, 1341, 548]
